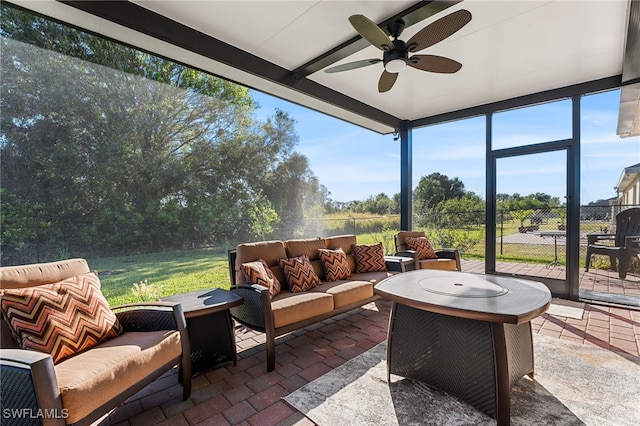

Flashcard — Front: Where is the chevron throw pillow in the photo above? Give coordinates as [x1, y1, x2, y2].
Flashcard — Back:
[352, 242, 387, 273]
[279, 255, 320, 292]
[405, 236, 438, 259]
[318, 248, 352, 281]
[0, 272, 123, 364]
[242, 259, 281, 298]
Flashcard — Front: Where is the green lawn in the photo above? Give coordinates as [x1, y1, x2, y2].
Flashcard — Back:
[88, 247, 231, 307]
[88, 220, 617, 306]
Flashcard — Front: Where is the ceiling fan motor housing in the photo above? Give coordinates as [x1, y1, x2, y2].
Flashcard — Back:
[383, 39, 408, 70]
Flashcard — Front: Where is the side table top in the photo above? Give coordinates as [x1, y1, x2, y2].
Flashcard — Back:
[383, 256, 414, 264]
[374, 270, 550, 324]
[161, 288, 243, 318]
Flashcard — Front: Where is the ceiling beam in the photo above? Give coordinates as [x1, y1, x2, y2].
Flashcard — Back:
[413, 75, 623, 129]
[293, 1, 462, 77]
[59, 0, 401, 129]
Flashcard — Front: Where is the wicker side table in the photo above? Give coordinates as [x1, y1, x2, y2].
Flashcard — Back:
[162, 288, 243, 372]
[383, 255, 416, 272]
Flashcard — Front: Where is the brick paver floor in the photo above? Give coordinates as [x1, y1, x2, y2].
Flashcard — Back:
[101, 262, 640, 426]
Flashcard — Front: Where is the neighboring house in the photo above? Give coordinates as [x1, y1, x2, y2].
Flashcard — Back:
[615, 163, 640, 208]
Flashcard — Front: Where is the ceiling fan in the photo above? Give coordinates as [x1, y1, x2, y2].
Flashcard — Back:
[325, 9, 472, 93]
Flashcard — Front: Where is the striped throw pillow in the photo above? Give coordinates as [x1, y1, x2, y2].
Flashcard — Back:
[242, 259, 281, 298]
[405, 236, 437, 260]
[278, 255, 320, 292]
[0, 272, 123, 364]
[318, 248, 351, 281]
[352, 243, 387, 273]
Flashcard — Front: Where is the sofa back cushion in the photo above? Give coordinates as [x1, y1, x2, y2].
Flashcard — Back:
[235, 240, 287, 286]
[285, 238, 327, 280]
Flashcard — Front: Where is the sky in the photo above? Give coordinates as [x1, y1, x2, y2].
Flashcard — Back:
[251, 89, 639, 205]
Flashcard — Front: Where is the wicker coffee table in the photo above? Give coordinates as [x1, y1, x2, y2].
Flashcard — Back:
[374, 270, 551, 426]
[162, 288, 243, 372]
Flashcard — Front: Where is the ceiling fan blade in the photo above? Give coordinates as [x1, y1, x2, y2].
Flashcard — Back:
[378, 70, 398, 93]
[325, 58, 382, 73]
[408, 54, 462, 73]
[406, 9, 472, 53]
[349, 15, 392, 51]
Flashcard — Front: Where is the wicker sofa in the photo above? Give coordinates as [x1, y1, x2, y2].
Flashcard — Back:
[0, 259, 191, 426]
[228, 234, 401, 371]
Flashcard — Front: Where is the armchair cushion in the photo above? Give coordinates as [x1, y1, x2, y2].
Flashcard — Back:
[405, 236, 438, 260]
[55, 329, 181, 425]
[318, 248, 352, 281]
[279, 255, 321, 292]
[352, 243, 387, 273]
[0, 272, 123, 364]
[242, 259, 281, 298]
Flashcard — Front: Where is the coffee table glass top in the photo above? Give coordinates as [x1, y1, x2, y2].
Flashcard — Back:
[375, 270, 551, 324]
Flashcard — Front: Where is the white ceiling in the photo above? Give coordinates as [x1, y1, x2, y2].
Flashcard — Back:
[9, 0, 634, 134]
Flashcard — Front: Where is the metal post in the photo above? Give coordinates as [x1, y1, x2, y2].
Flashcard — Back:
[400, 120, 413, 231]
[567, 96, 581, 300]
[485, 112, 496, 274]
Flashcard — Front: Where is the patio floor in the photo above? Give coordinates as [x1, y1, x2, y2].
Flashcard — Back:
[101, 261, 640, 426]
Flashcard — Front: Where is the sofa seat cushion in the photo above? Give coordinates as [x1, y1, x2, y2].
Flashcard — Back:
[311, 280, 374, 309]
[54, 330, 181, 425]
[271, 291, 333, 329]
[418, 258, 458, 271]
[348, 271, 397, 284]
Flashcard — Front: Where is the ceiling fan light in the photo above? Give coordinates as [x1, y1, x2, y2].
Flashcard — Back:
[384, 58, 406, 73]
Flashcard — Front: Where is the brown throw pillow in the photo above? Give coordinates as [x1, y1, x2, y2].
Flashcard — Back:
[242, 259, 281, 298]
[0, 272, 123, 364]
[405, 236, 438, 260]
[318, 248, 351, 281]
[352, 242, 387, 273]
[278, 255, 321, 292]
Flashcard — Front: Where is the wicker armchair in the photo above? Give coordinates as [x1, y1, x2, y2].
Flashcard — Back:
[0, 259, 191, 426]
[585, 207, 640, 279]
[395, 231, 461, 271]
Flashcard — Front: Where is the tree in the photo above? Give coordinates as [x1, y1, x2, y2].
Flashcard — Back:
[414, 173, 466, 212]
[435, 193, 485, 228]
[0, 5, 326, 262]
[348, 193, 398, 215]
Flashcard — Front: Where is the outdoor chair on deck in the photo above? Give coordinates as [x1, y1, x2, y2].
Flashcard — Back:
[585, 207, 640, 279]
[395, 231, 461, 271]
